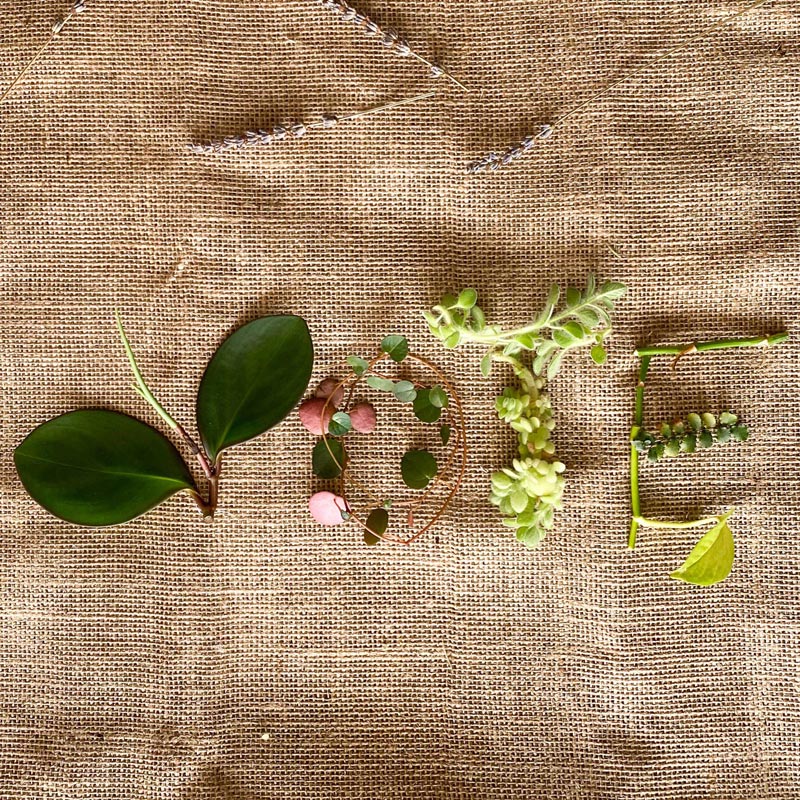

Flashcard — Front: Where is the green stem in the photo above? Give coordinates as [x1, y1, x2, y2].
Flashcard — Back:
[116, 310, 215, 480]
[635, 332, 788, 357]
[633, 515, 722, 530]
[116, 311, 180, 431]
[628, 356, 651, 549]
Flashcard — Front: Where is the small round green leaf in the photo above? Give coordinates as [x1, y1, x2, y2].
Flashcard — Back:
[328, 411, 352, 437]
[196, 315, 313, 461]
[412, 390, 442, 423]
[366, 375, 395, 393]
[312, 439, 348, 478]
[401, 449, 438, 490]
[393, 381, 417, 403]
[14, 410, 195, 526]
[380, 335, 409, 363]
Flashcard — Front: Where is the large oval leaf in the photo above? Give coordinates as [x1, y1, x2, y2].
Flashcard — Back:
[196, 315, 313, 461]
[14, 410, 195, 526]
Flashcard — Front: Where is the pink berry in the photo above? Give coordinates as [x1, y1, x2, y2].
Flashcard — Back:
[299, 397, 334, 435]
[309, 491, 348, 526]
[350, 402, 377, 433]
[315, 377, 344, 407]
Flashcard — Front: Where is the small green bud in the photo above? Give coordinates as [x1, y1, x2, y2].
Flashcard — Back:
[470, 305, 486, 331]
[590, 345, 607, 365]
[731, 425, 749, 442]
[687, 413, 702, 431]
[457, 289, 478, 309]
[698, 431, 714, 449]
[660, 422, 672, 439]
[672, 421, 685, 436]
[702, 413, 717, 429]
[441, 293, 457, 309]
[681, 434, 696, 453]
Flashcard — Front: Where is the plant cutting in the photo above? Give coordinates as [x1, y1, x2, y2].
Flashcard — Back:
[629, 332, 789, 586]
[426, 277, 626, 547]
[14, 313, 314, 526]
[300, 336, 467, 545]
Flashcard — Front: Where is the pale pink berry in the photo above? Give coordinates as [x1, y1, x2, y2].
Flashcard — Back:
[315, 377, 344, 407]
[309, 491, 348, 526]
[299, 397, 334, 435]
[350, 402, 377, 433]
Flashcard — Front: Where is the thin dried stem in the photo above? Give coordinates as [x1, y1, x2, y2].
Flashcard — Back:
[468, 0, 773, 173]
[189, 90, 436, 154]
[0, 2, 86, 107]
[309, 0, 468, 92]
[319, 350, 467, 545]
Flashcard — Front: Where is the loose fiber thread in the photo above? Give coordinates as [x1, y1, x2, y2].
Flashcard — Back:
[0, 1, 87, 106]
[189, 90, 436, 154]
[468, 0, 774, 173]
[308, 0, 468, 92]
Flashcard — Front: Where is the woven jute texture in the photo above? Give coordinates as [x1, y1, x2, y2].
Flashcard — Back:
[2, 0, 799, 797]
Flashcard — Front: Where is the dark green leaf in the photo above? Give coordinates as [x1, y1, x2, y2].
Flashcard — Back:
[381, 335, 409, 362]
[670, 517, 734, 586]
[440, 424, 451, 445]
[413, 389, 442, 423]
[365, 507, 389, 544]
[328, 411, 352, 436]
[401, 449, 438, 490]
[312, 438, 347, 478]
[15, 410, 195, 526]
[196, 315, 313, 461]
[347, 355, 369, 376]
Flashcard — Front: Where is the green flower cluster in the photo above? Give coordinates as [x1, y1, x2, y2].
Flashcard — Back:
[633, 412, 748, 462]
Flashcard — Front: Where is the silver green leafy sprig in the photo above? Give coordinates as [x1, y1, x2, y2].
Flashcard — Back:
[633, 412, 748, 462]
[426, 277, 626, 548]
[424, 277, 627, 380]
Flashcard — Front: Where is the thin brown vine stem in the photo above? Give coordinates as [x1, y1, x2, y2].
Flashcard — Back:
[319, 350, 467, 545]
[553, 0, 773, 132]
[0, 11, 77, 106]
[402, 356, 467, 545]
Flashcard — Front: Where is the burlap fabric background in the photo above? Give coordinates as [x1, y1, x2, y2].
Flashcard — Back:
[2, 0, 799, 797]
